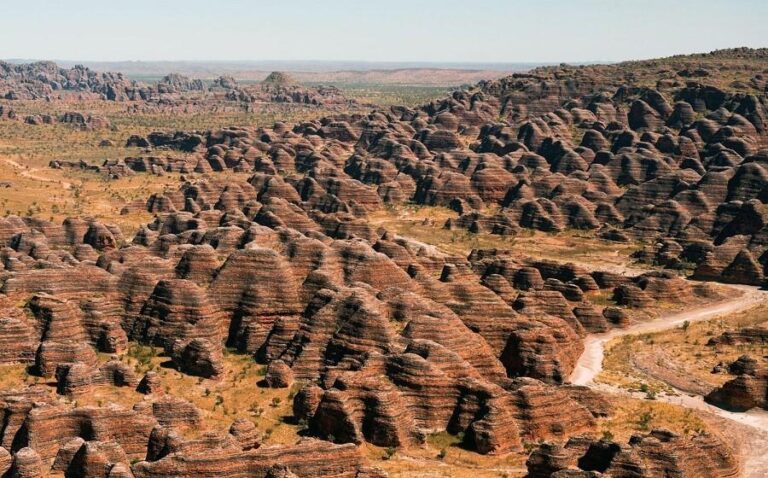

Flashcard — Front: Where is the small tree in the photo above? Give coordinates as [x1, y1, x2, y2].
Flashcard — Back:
[638, 411, 653, 430]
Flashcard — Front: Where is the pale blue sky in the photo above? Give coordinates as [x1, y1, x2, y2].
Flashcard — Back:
[1, 0, 766, 63]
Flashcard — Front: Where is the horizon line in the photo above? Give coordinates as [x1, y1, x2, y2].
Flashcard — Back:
[1, 58, 608, 67]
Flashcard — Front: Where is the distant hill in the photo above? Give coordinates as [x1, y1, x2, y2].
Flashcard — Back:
[2, 59, 548, 86]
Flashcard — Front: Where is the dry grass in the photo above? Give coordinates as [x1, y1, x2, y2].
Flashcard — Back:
[368, 205, 638, 270]
[0, 364, 41, 391]
[598, 334, 675, 395]
[0, 345, 304, 445]
[339, 85, 451, 107]
[0, 97, 367, 237]
[599, 304, 768, 395]
[600, 397, 707, 441]
[67, 346, 303, 444]
[0, 156, 180, 236]
[0, 83, 451, 238]
[367, 440, 527, 478]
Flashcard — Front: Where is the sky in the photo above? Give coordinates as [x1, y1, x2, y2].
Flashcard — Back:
[1, 0, 767, 64]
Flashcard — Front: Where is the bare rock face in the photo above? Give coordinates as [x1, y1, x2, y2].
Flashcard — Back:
[602, 306, 629, 327]
[264, 360, 294, 388]
[708, 324, 768, 345]
[24, 404, 157, 461]
[514, 267, 546, 291]
[525, 442, 573, 478]
[35, 340, 100, 378]
[175, 244, 220, 286]
[172, 338, 224, 379]
[356, 467, 389, 478]
[137, 372, 163, 395]
[0, 447, 12, 476]
[265, 464, 299, 478]
[134, 279, 223, 349]
[65, 440, 129, 478]
[10, 447, 43, 478]
[148, 396, 202, 430]
[229, 418, 262, 451]
[705, 355, 768, 411]
[300, 330, 593, 454]
[52, 437, 85, 472]
[0, 62, 142, 101]
[55, 359, 138, 396]
[0, 314, 36, 365]
[263, 71, 295, 87]
[28, 293, 100, 377]
[136, 396, 203, 431]
[501, 315, 584, 384]
[293, 384, 324, 422]
[572, 303, 609, 333]
[84, 222, 120, 250]
[132, 438, 374, 478]
[209, 247, 302, 354]
[561, 385, 614, 418]
[107, 463, 134, 478]
[0, 388, 53, 452]
[612, 284, 653, 308]
[526, 428, 739, 478]
[727, 355, 761, 376]
[144, 426, 241, 463]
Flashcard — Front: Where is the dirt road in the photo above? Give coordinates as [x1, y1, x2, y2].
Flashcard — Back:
[569, 284, 768, 477]
[0, 156, 72, 189]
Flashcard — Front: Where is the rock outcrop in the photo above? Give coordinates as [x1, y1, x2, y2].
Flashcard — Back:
[526, 429, 739, 478]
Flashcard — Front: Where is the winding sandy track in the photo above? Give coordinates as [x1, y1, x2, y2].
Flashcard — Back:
[569, 284, 768, 477]
[0, 156, 73, 189]
[570, 285, 767, 385]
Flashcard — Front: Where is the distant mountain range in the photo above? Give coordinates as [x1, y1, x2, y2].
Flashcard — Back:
[1, 59, 560, 86]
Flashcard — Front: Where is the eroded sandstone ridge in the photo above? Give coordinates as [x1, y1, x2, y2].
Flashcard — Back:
[705, 355, 768, 411]
[0, 61, 358, 109]
[77, 48, 768, 286]
[525, 429, 739, 478]
[0, 177, 729, 476]
[0, 48, 763, 477]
